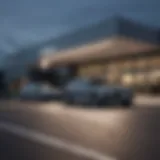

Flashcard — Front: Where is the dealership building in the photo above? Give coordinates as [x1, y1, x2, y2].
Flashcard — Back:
[4, 17, 160, 93]
[37, 17, 160, 93]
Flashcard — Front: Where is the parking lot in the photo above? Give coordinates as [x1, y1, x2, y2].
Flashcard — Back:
[1, 94, 160, 160]
[0, 95, 159, 111]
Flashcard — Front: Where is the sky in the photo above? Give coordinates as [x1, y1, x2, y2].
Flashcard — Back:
[0, 0, 160, 57]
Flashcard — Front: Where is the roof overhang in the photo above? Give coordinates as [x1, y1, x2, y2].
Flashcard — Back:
[39, 37, 159, 68]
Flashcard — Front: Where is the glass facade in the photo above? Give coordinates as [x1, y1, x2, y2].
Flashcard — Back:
[78, 53, 160, 93]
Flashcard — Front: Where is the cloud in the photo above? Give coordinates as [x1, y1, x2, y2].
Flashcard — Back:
[0, 0, 160, 56]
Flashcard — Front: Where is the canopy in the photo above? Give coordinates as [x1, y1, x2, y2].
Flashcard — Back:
[39, 37, 159, 67]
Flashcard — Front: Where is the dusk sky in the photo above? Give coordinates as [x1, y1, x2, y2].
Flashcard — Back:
[0, 0, 159, 56]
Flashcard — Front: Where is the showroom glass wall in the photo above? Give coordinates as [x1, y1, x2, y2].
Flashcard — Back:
[78, 50, 160, 93]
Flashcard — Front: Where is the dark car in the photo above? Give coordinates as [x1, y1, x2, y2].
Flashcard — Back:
[63, 78, 133, 107]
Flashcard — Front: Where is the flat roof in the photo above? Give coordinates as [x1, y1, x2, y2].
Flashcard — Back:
[40, 37, 159, 67]
[38, 17, 160, 68]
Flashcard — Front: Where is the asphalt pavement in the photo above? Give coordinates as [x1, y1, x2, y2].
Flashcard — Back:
[0, 101, 160, 160]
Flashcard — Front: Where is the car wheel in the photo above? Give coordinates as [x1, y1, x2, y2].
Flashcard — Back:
[64, 95, 74, 105]
[87, 92, 98, 106]
[97, 98, 105, 106]
[121, 99, 132, 107]
[97, 96, 112, 107]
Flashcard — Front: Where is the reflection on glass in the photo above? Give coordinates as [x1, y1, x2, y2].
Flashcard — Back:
[148, 69, 160, 84]
[149, 56, 160, 69]
[134, 72, 146, 85]
[121, 73, 133, 86]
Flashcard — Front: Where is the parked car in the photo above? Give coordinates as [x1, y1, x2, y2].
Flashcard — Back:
[19, 83, 62, 101]
[63, 78, 133, 107]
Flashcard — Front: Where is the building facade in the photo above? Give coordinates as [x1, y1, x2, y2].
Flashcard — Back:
[39, 16, 160, 93]
[77, 49, 160, 93]
[4, 16, 160, 94]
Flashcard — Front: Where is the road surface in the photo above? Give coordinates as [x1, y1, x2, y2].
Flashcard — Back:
[0, 101, 160, 160]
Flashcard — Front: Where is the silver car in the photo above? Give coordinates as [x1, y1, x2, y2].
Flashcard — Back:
[19, 83, 62, 101]
[63, 78, 133, 107]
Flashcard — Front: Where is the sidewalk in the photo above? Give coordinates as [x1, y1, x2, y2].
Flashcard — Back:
[134, 95, 160, 106]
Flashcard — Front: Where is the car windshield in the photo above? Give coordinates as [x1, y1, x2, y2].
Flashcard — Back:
[66, 78, 91, 89]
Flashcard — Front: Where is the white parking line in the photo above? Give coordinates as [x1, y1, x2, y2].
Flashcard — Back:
[0, 122, 116, 160]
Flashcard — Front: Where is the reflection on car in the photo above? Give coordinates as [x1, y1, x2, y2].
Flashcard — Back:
[63, 78, 133, 107]
[19, 83, 62, 101]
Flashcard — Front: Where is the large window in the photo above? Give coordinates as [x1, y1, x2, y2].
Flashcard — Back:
[148, 69, 160, 84]
[134, 72, 146, 85]
[89, 64, 104, 76]
[78, 54, 160, 91]
[78, 66, 89, 77]
[121, 73, 133, 86]
[149, 56, 160, 69]
[79, 63, 106, 78]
